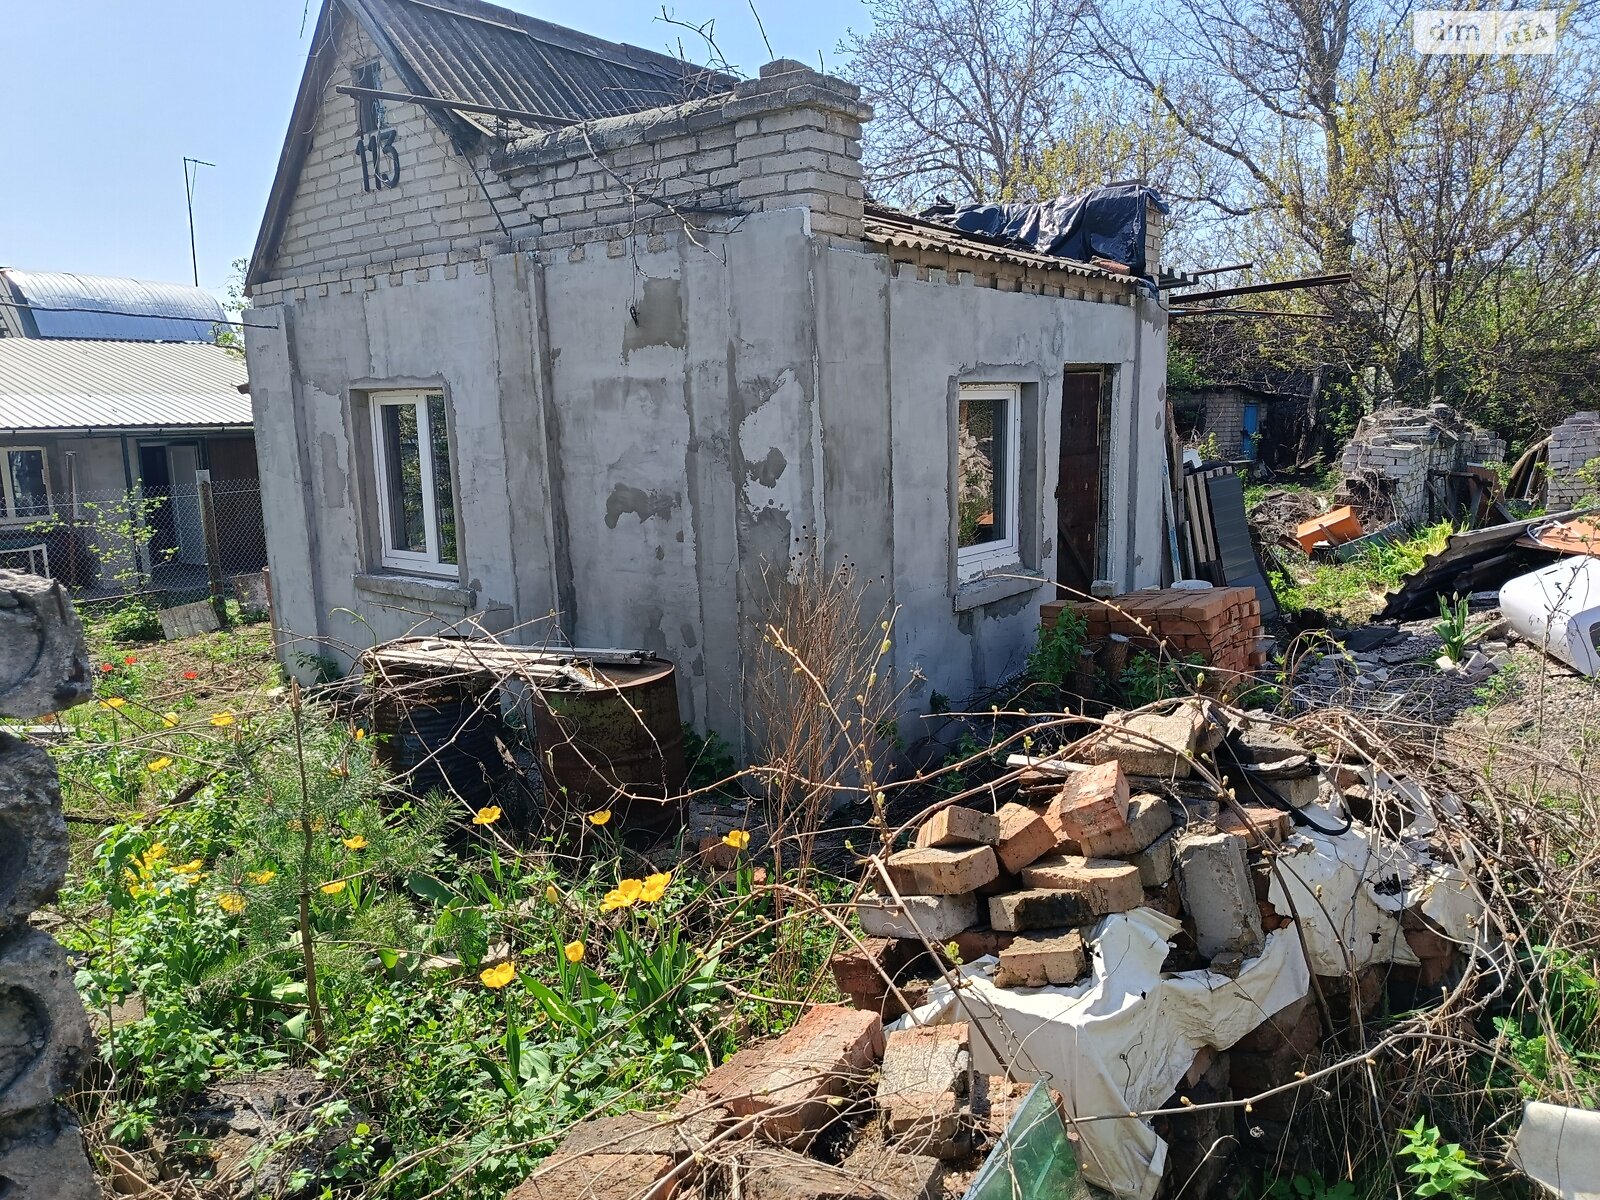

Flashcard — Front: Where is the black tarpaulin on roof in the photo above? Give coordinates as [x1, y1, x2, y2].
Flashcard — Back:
[920, 182, 1169, 278]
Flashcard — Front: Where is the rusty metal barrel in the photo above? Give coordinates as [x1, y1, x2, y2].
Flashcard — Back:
[532, 658, 687, 827]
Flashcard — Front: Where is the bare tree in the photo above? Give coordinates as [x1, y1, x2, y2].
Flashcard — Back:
[841, 0, 1094, 206]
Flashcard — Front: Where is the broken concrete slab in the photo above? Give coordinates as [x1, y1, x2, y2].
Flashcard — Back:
[857, 892, 978, 941]
[1084, 699, 1221, 779]
[1076, 791, 1174, 858]
[0, 571, 92, 720]
[1130, 829, 1177, 888]
[884, 846, 998, 896]
[1174, 832, 1265, 959]
[0, 738, 70, 932]
[994, 930, 1087, 989]
[915, 806, 999, 849]
[683, 1004, 883, 1148]
[877, 1024, 972, 1159]
[993, 802, 1056, 874]
[1018, 855, 1143, 913]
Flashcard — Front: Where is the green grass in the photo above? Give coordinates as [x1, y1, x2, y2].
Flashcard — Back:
[1271, 521, 1453, 623]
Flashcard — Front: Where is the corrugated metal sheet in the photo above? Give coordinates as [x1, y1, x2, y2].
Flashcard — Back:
[862, 208, 1137, 284]
[0, 340, 251, 431]
[353, 0, 729, 132]
[0, 269, 228, 342]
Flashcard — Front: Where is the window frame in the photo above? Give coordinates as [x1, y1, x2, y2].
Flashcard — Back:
[954, 383, 1023, 579]
[368, 390, 458, 578]
[0, 445, 52, 526]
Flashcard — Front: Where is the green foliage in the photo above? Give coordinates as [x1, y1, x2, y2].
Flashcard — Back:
[682, 725, 738, 793]
[1394, 1119, 1487, 1199]
[87, 600, 164, 645]
[1264, 1171, 1357, 1200]
[1025, 612, 1088, 690]
[1492, 945, 1600, 1097]
[1168, 345, 1212, 393]
[1433, 595, 1471, 666]
[1121, 650, 1205, 706]
[1270, 522, 1453, 623]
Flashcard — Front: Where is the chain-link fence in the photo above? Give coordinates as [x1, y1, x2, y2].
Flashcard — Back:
[0, 479, 268, 611]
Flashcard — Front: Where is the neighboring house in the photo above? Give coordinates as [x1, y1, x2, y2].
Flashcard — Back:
[1172, 383, 1313, 469]
[0, 268, 229, 342]
[242, 0, 1171, 747]
[0, 338, 263, 593]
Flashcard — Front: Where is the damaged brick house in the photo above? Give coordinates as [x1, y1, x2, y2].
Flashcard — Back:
[242, 0, 1170, 745]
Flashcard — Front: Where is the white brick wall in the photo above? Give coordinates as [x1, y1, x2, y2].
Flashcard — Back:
[1547, 411, 1600, 506]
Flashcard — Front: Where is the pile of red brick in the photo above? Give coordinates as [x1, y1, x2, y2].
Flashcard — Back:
[1041, 585, 1267, 679]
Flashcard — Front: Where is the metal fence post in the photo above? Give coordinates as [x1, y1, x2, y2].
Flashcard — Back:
[196, 469, 228, 626]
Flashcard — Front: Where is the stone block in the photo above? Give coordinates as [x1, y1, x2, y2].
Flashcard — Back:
[1019, 855, 1144, 913]
[828, 937, 907, 997]
[993, 930, 1087, 988]
[857, 892, 978, 941]
[1076, 792, 1174, 858]
[1044, 761, 1129, 847]
[993, 802, 1055, 873]
[1085, 701, 1218, 778]
[1174, 832, 1264, 959]
[0, 740, 70, 932]
[0, 571, 92, 719]
[915, 806, 999, 849]
[0, 1106, 97, 1200]
[0, 929, 93, 1120]
[877, 1024, 971, 1158]
[884, 846, 998, 896]
[988, 888, 1106, 933]
[734, 1145, 893, 1200]
[1130, 828, 1177, 888]
[947, 927, 1014, 963]
[684, 1004, 882, 1148]
[842, 1135, 944, 1200]
[552, 1110, 719, 1160]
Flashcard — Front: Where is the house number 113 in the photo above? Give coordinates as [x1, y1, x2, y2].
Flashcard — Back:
[354, 129, 401, 191]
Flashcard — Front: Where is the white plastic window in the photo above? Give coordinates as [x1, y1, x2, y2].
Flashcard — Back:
[956, 383, 1022, 578]
[370, 392, 458, 576]
[0, 447, 50, 524]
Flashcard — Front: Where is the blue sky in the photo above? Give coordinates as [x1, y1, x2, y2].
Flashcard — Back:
[1, 0, 866, 301]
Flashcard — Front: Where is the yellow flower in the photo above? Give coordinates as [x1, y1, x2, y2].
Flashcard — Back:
[209, 712, 235, 727]
[144, 843, 167, 862]
[563, 940, 585, 964]
[472, 806, 502, 826]
[353, 727, 366, 741]
[173, 858, 204, 875]
[639, 872, 672, 903]
[599, 878, 644, 912]
[588, 810, 612, 826]
[721, 829, 751, 851]
[329, 764, 349, 778]
[319, 880, 347, 895]
[218, 893, 246, 914]
[147, 756, 174, 773]
[162, 712, 179, 728]
[480, 960, 516, 989]
[247, 869, 276, 885]
[101, 697, 127, 709]
[342, 835, 368, 850]
[545, 884, 560, 905]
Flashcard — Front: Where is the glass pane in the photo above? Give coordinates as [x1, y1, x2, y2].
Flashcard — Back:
[427, 394, 457, 566]
[380, 403, 427, 554]
[7, 450, 48, 518]
[958, 395, 1009, 548]
[963, 1079, 1092, 1200]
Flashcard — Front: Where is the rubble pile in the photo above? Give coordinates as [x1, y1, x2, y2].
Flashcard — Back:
[0, 571, 98, 1197]
[1041, 586, 1268, 680]
[835, 696, 1487, 1200]
[1336, 404, 1504, 526]
[504, 1003, 1043, 1200]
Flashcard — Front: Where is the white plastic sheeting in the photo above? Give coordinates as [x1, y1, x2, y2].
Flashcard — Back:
[1512, 1101, 1600, 1199]
[890, 909, 1311, 1200]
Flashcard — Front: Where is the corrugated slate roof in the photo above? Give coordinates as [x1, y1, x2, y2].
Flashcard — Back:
[353, 0, 728, 132]
[862, 207, 1137, 285]
[0, 269, 228, 342]
[0, 340, 251, 432]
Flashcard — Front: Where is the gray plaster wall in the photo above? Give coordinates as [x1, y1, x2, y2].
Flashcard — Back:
[243, 210, 1167, 748]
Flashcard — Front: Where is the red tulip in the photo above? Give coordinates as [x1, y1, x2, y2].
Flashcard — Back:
[124, 655, 137, 665]
[101, 663, 114, 673]
[182, 670, 198, 680]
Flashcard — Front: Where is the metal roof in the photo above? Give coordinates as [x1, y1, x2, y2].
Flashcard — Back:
[0, 340, 251, 432]
[862, 207, 1138, 285]
[352, 0, 729, 133]
[0, 269, 228, 342]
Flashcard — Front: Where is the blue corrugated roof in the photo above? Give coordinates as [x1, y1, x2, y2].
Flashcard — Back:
[0, 269, 226, 342]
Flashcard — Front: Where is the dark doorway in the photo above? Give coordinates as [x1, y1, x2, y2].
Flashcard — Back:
[1056, 369, 1107, 596]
